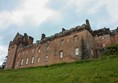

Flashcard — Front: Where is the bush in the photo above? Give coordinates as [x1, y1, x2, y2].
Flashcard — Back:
[102, 43, 118, 56]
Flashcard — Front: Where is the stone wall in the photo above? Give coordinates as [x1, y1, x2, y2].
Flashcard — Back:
[14, 29, 94, 69]
[5, 19, 118, 69]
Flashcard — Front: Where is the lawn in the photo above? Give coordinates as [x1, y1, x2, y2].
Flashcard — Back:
[0, 57, 118, 83]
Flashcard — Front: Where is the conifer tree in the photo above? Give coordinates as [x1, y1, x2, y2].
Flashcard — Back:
[81, 38, 89, 59]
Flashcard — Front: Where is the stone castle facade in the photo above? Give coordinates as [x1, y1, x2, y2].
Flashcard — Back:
[5, 19, 118, 69]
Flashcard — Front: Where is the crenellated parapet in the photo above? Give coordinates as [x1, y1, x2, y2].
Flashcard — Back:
[9, 33, 34, 48]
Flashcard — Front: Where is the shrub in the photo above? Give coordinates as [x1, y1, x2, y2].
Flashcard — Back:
[102, 43, 118, 56]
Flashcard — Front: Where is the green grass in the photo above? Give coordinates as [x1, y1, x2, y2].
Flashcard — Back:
[0, 57, 118, 83]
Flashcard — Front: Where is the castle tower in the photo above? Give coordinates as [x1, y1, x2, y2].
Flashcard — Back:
[5, 33, 33, 69]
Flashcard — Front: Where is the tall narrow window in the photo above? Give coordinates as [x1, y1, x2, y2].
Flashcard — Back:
[45, 55, 48, 62]
[37, 57, 40, 62]
[26, 58, 29, 64]
[22, 52, 24, 55]
[46, 46, 49, 51]
[32, 49, 34, 53]
[61, 39, 64, 45]
[21, 58, 24, 66]
[38, 49, 40, 53]
[103, 43, 106, 47]
[74, 36, 78, 44]
[60, 51, 64, 58]
[26, 51, 28, 54]
[91, 49, 94, 56]
[75, 48, 79, 56]
[31, 56, 34, 63]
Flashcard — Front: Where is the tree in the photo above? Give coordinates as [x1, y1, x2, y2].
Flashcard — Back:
[81, 38, 89, 59]
[0, 56, 7, 69]
[1, 62, 6, 69]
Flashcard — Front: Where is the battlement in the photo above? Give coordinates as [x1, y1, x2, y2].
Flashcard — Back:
[9, 33, 34, 48]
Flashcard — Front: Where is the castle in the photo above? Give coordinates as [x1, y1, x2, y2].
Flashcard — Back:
[5, 19, 118, 69]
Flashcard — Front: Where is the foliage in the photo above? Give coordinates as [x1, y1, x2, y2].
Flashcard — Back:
[81, 38, 89, 59]
[102, 43, 118, 56]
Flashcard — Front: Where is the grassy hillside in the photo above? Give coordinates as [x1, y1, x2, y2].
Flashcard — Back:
[0, 57, 118, 83]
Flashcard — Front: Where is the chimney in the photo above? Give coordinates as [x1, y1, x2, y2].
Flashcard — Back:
[62, 28, 66, 32]
[24, 33, 27, 36]
[86, 19, 90, 25]
[86, 19, 91, 30]
[41, 33, 46, 40]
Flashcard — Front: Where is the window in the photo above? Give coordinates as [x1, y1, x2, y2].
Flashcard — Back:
[27, 36, 29, 39]
[45, 55, 48, 62]
[74, 36, 78, 43]
[67, 39, 69, 43]
[31, 56, 34, 63]
[103, 43, 106, 47]
[102, 36, 104, 39]
[21, 58, 24, 66]
[26, 58, 29, 64]
[75, 48, 79, 56]
[26, 51, 28, 54]
[38, 49, 40, 53]
[61, 39, 64, 45]
[18, 53, 20, 56]
[46, 46, 49, 51]
[47, 41, 50, 44]
[91, 49, 94, 56]
[22, 52, 24, 55]
[60, 51, 64, 58]
[37, 57, 40, 62]
[32, 49, 34, 53]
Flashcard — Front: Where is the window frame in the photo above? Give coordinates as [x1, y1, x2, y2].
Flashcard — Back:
[21, 58, 24, 66]
[60, 51, 64, 58]
[26, 58, 29, 65]
[37, 57, 40, 62]
[31, 56, 34, 63]
[75, 48, 79, 56]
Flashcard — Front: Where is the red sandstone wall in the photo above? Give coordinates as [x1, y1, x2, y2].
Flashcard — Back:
[94, 34, 111, 49]
[111, 35, 118, 44]
[5, 45, 18, 69]
[13, 30, 94, 69]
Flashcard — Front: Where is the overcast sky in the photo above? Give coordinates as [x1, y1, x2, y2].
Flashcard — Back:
[0, 0, 118, 65]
